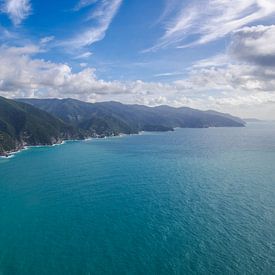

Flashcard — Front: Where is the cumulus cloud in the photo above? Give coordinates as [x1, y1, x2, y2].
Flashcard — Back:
[230, 25, 275, 66]
[0, 45, 189, 105]
[1, 0, 31, 25]
[156, 23, 275, 117]
[179, 63, 275, 93]
[0, 45, 125, 100]
[148, 0, 275, 51]
[186, 24, 275, 94]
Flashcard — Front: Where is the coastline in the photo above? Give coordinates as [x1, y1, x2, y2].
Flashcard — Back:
[0, 140, 67, 159]
[0, 132, 132, 159]
[0, 125, 244, 159]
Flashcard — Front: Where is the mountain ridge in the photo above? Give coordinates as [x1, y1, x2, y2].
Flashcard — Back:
[0, 96, 245, 156]
[18, 97, 245, 128]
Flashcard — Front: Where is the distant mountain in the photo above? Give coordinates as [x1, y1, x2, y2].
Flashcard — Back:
[1, 97, 245, 156]
[0, 97, 80, 156]
[18, 98, 245, 133]
[244, 118, 263, 123]
[205, 110, 245, 125]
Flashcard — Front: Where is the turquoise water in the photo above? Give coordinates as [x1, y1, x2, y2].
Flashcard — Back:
[0, 123, 275, 274]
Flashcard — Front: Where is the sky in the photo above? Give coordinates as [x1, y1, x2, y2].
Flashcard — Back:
[0, 0, 275, 119]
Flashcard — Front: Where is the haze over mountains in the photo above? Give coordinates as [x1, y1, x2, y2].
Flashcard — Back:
[0, 96, 245, 156]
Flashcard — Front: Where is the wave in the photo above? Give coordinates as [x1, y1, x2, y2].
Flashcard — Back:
[0, 141, 68, 160]
[52, 141, 66, 147]
[0, 154, 14, 159]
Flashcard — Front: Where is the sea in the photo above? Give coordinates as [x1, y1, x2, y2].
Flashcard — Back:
[0, 122, 274, 274]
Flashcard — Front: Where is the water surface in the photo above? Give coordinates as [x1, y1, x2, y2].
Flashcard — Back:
[0, 123, 274, 274]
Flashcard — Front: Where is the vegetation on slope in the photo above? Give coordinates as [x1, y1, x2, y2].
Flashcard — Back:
[0, 97, 80, 156]
[19, 98, 245, 134]
[0, 96, 245, 156]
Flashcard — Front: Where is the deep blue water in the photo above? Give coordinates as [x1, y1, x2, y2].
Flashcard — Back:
[0, 123, 275, 274]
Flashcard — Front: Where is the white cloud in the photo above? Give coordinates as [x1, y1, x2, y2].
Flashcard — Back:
[66, 0, 123, 48]
[40, 36, 55, 45]
[1, 44, 41, 55]
[154, 72, 186, 78]
[1, 0, 31, 25]
[0, 45, 124, 99]
[0, 45, 188, 105]
[1, 41, 275, 119]
[192, 54, 230, 69]
[73, 0, 98, 11]
[230, 25, 275, 66]
[74, 51, 93, 59]
[178, 63, 275, 93]
[1, 1, 275, 119]
[149, 0, 275, 50]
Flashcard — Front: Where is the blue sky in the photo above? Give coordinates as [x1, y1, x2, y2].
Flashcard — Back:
[1, 0, 275, 119]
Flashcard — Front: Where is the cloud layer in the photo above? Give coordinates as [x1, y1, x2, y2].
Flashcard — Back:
[0, 1, 275, 119]
[1, 24, 275, 119]
[230, 25, 275, 66]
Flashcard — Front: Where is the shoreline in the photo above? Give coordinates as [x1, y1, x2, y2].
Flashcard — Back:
[0, 140, 68, 159]
[0, 125, 244, 159]
[0, 132, 135, 159]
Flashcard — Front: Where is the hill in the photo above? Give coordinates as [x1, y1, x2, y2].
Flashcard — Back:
[0, 97, 80, 156]
[18, 98, 245, 135]
[0, 96, 245, 156]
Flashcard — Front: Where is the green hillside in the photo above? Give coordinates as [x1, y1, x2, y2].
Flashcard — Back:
[0, 96, 245, 156]
[0, 97, 80, 156]
[19, 98, 245, 134]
